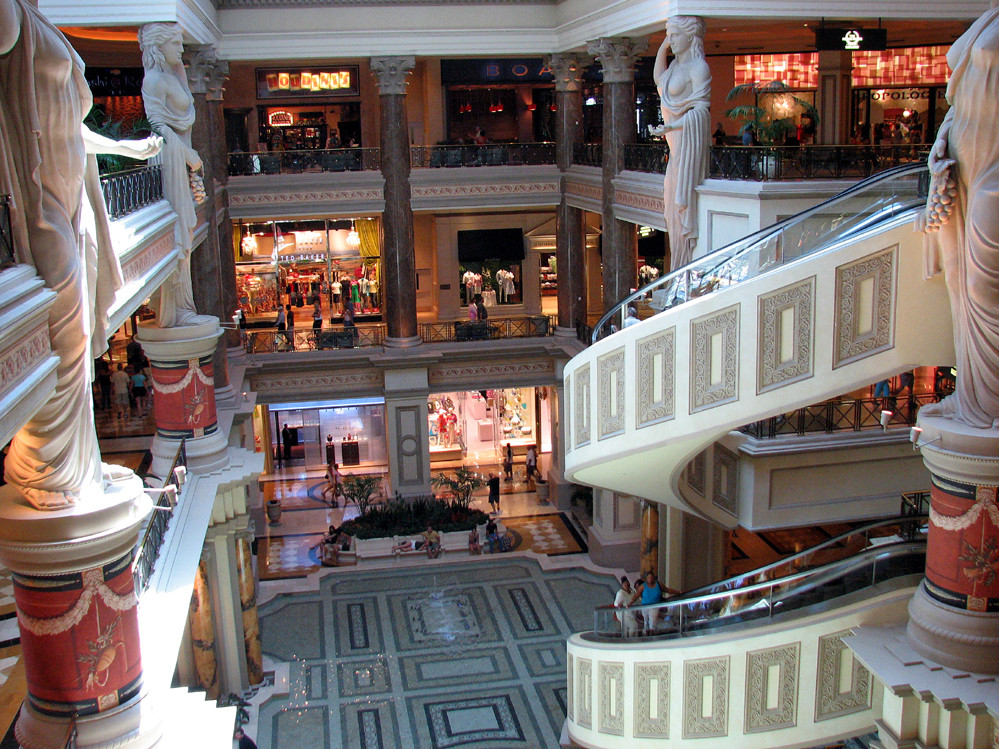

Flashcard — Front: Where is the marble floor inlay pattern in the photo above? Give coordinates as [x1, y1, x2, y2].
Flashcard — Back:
[255, 558, 617, 748]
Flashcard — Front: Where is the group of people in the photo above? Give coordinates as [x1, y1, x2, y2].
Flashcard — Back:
[614, 571, 670, 636]
[500, 442, 538, 483]
[314, 523, 351, 566]
[392, 524, 442, 558]
[93, 340, 152, 422]
[467, 294, 489, 322]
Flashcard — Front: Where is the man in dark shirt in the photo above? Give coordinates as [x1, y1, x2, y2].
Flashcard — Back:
[281, 423, 292, 462]
[234, 729, 258, 749]
[486, 517, 499, 553]
[487, 473, 500, 514]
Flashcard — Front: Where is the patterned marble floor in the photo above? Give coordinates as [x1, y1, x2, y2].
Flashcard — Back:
[252, 558, 617, 748]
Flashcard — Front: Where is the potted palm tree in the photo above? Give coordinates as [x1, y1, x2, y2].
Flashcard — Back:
[725, 80, 819, 145]
[431, 466, 485, 510]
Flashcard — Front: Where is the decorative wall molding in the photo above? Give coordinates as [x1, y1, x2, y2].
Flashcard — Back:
[574, 365, 591, 449]
[687, 450, 707, 497]
[634, 662, 670, 738]
[815, 632, 872, 721]
[230, 188, 383, 206]
[614, 188, 664, 215]
[637, 327, 675, 428]
[690, 305, 740, 413]
[683, 656, 729, 738]
[411, 181, 559, 200]
[577, 657, 592, 729]
[834, 246, 897, 368]
[120, 229, 175, 285]
[251, 370, 382, 394]
[598, 661, 624, 735]
[712, 444, 739, 517]
[0, 324, 51, 401]
[428, 358, 554, 388]
[566, 181, 603, 202]
[757, 276, 815, 394]
[745, 642, 800, 733]
[597, 349, 625, 440]
[393, 404, 426, 487]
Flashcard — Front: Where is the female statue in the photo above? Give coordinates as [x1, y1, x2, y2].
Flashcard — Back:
[920, 1, 999, 428]
[0, 0, 160, 508]
[139, 22, 203, 327]
[650, 16, 711, 272]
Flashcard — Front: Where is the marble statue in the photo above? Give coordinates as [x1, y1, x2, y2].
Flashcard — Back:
[650, 16, 711, 272]
[0, 0, 161, 509]
[920, 1, 999, 428]
[139, 22, 203, 327]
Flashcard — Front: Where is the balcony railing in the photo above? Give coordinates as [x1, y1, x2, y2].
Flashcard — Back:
[411, 143, 555, 169]
[100, 165, 163, 220]
[228, 148, 380, 176]
[132, 440, 185, 595]
[741, 393, 940, 439]
[572, 143, 603, 168]
[0, 195, 15, 269]
[707, 144, 929, 181]
[242, 315, 555, 352]
[624, 143, 668, 173]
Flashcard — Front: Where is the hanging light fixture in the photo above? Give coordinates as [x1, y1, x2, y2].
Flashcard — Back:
[346, 219, 361, 249]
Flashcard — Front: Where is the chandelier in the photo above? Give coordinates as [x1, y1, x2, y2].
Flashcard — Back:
[346, 220, 360, 249]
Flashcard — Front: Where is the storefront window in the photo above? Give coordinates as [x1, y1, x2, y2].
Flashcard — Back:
[850, 87, 946, 145]
[428, 387, 551, 462]
[457, 227, 524, 308]
[233, 217, 382, 324]
[272, 399, 386, 467]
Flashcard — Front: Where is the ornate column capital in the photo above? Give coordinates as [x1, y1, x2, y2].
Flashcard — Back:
[370, 56, 416, 95]
[184, 45, 229, 101]
[546, 53, 590, 93]
[586, 37, 648, 83]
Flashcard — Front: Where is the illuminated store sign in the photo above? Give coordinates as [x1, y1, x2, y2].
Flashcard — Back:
[256, 66, 359, 98]
[815, 28, 887, 52]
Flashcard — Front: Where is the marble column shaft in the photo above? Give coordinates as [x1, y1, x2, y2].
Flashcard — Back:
[549, 53, 588, 331]
[640, 501, 659, 577]
[185, 46, 237, 394]
[190, 558, 220, 700]
[235, 534, 263, 686]
[588, 39, 645, 312]
[373, 57, 418, 343]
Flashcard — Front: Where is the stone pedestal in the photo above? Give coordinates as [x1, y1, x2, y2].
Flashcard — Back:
[906, 415, 999, 673]
[0, 478, 161, 748]
[384, 367, 431, 499]
[136, 318, 228, 478]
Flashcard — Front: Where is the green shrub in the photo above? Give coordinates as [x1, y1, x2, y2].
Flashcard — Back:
[339, 495, 488, 539]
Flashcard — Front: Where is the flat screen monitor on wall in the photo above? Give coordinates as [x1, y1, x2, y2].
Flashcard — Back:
[457, 228, 525, 262]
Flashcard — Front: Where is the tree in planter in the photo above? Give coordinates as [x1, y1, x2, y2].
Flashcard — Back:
[431, 466, 485, 510]
[725, 81, 819, 146]
[341, 474, 382, 516]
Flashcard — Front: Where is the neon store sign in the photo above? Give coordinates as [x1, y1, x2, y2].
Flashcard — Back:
[256, 66, 359, 98]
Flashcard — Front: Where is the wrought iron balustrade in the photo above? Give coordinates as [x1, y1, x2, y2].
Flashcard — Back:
[741, 393, 940, 439]
[100, 165, 163, 220]
[132, 440, 185, 595]
[411, 142, 555, 169]
[244, 324, 387, 353]
[571, 143, 602, 167]
[707, 144, 930, 181]
[624, 143, 669, 173]
[419, 315, 555, 343]
[228, 147, 380, 176]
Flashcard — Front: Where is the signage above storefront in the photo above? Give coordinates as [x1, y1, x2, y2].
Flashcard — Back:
[815, 28, 888, 52]
[441, 59, 555, 84]
[85, 67, 144, 97]
[256, 66, 359, 99]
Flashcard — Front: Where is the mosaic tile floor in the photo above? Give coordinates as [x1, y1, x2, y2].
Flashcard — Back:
[253, 558, 617, 748]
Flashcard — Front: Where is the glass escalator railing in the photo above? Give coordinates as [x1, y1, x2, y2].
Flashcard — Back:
[594, 163, 930, 342]
[591, 515, 927, 641]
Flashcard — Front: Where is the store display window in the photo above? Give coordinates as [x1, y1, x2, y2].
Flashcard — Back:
[272, 398, 386, 467]
[427, 387, 551, 462]
[457, 227, 524, 308]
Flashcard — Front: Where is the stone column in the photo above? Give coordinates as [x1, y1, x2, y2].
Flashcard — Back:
[547, 53, 589, 333]
[138, 320, 229, 478]
[640, 500, 659, 576]
[383, 367, 432, 499]
[371, 57, 420, 347]
[235, 532, 263, 686]
[906, 417, 999, 673]
[189, 557, 220, 699]
[815, 50, 853, 145]
[0, 478, 160, 748]
[588, 38, 647, 312]
[185, 45, 237, 404]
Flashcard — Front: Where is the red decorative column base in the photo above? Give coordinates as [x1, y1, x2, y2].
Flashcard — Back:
[0, 477, 162, 748]
[906, 415, 999, 673]
[136, 319, 228, 477]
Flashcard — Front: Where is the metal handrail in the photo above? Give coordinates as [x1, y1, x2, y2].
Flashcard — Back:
[132, 440, 185, 594]
[99, 165, 163, 220]
[591, 162, 929, 343]
[411, 142, 555, 168]
[741, 393, 941, 438]
[228, 147, 380, 176]
[595, 517, 927, 640]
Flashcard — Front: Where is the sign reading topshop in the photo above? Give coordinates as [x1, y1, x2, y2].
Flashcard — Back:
[256, 66, 360, 99]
